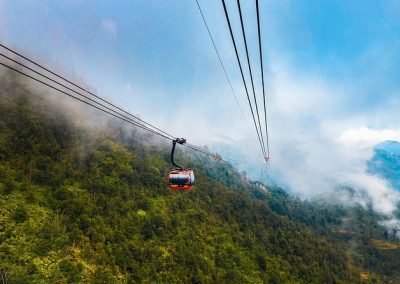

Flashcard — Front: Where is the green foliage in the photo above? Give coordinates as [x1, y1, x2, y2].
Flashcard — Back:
[59, 259, 83, 283]
[1, 71, 400, 283]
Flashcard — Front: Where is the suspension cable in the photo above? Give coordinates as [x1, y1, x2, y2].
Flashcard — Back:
[0, 56, 222, 161]
[194, 0, 249, 127]
[220, 0, 266, 157]
[256, 0, 270, 159]
[0, 61, 173, 140]
[236, 0, 266, 156]
[0, 52, 176, 140]
[0, 43, 175, 141]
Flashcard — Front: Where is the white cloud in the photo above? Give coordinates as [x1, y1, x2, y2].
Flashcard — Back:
[215, 58, 400, 230]
[101, 19, 118, 37]
[345, 174, 400, 216]
[380, 218, 400, 238]
[337, 127, 400, 149]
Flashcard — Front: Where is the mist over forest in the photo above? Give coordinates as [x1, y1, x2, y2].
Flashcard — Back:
[1, 67, 400, 283]
[2, 0, 400, 282]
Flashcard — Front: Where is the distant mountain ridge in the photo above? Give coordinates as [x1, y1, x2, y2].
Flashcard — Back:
[375, 140, 400, 155]
[368, 140, 400, 190]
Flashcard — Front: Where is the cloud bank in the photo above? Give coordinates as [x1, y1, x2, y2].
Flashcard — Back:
[338, 127, 400, 149]
[246, 59, 400, 230]
[205, 53, 400, 234]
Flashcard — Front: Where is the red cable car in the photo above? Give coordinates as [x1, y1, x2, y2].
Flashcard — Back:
[168, 138, 195, 191]
[168, 168, 195, 191]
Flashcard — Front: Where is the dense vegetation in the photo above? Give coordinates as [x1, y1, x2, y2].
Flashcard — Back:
[1, 71, 400, 283]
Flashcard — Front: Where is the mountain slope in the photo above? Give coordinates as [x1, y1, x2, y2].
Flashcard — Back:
[1, 71, 400, 283]
[376, 140, 400, 155]
[368, 140, 400, 191]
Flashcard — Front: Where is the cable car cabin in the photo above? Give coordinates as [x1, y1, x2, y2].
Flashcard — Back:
[168, 168, 195, 191]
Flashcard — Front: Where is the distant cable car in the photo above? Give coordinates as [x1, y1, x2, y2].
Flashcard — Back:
[168, 138, 195, 191]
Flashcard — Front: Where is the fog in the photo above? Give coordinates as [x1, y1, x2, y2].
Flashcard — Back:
[2, 48, 400, 235]
[208, 60, 400, 234]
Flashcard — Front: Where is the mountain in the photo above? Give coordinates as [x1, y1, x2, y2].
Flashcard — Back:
[1, 70, 400, 282]
[375, 140, 400, 155]
[368, 140, 400, 191]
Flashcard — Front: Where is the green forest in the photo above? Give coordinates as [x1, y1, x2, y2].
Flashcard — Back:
[1, 71, 400, 283]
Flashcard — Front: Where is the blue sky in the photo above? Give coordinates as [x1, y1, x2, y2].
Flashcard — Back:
[1, 0, 400, 205]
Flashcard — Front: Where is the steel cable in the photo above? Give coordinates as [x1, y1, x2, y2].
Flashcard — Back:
[220, 0, 266, 157]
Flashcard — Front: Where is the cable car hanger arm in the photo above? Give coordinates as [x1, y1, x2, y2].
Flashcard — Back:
[170, 138, 186, 169]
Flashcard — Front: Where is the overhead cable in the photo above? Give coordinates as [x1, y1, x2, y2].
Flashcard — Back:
[0, 45, 222, 161]
[0, 61, 172, 140]
[220, 0, 266, 157]
[256, 0, 270, 159]
[0, 43, 175, 141]
[194, 0, 248, 125]
[0, 52, 175, 140]
[236, 0, 266, 156]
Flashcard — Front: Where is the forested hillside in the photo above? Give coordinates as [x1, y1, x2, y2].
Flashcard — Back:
[1, 71, 400, 283]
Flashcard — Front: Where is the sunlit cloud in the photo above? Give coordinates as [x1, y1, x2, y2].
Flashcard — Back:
[337, 127, 400, 149]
